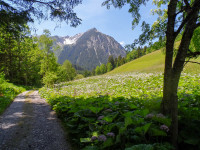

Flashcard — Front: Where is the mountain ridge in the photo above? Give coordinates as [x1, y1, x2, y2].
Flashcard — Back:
[52, 28, 126, 70]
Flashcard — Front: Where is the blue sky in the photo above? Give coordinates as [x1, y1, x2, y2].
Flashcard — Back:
[31, 0, 158, 46]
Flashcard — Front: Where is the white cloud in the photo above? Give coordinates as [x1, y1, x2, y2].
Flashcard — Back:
[120, 41, 125, 46]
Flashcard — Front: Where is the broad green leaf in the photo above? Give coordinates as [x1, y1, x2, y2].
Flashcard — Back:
[130, 104, 137, 109]
[80, 138, 91, 143]
[92, 131, 98, 136]
[103, 112, 118, 123]
[125, 144, 154, 150]
[125, 116, 133, 128]
[149, 128, 167, 136]
[103, 138, 114, 148]
[135, 123, 152, 135]
[89, 106, 103, 114]
[82, 146, 99, 150]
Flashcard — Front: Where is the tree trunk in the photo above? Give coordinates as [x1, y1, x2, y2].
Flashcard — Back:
[162, 4, 199, 149]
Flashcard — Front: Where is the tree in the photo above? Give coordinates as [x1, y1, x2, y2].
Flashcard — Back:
[95, 66, 101, 75]
[0, 0, 82, 27]
[102, 0, 200, 148]
[83, 70, 92, 77]
[0, 23, 43, 85]
[108, 55, 115, 68]
[106, 62, 113, 72]
[137, 46, 142, 58]
[42, 72, 58, 88]
[100, 64, 107, 74]
[38, 30, 58, 77]
[62, 60, 77, 81]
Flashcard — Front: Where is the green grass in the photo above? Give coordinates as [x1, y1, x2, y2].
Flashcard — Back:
[0, 75, 26, 114]
[107, 49, 200, 75]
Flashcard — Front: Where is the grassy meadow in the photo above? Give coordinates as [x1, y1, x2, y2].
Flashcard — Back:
[107, 50, 200, 74]
[39, 72, 200, 150]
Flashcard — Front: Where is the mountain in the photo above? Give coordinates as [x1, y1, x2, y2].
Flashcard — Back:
[52, 28, 126, 70]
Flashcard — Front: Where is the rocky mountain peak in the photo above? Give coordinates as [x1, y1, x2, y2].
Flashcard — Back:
[87, 28, 98, 32]
[53, 28, 126, 70]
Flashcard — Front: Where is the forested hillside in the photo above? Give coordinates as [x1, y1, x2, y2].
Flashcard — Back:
[0, 26, 77, 87]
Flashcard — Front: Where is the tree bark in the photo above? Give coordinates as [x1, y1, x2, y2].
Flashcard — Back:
[162, 0, 178, 115]
[161, 1, 199, 148]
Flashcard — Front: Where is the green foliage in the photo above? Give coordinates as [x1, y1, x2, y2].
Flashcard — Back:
[38, 30, 58, 76]
[62, 60, 77, 81]
[106, 62, 113, 72]
[74, 74, 84, 80]
[95, 66, 101, 75]
[100, 64, 107, 74]
[42, 72, 58, 88]
[0, 0, 82, 27]
[125, 144, 154, 150]
[38, 31, 77, 87]
[178, 92, 200, 150]
[125, 143, 173, 150]
[39, 73, 199, 149]
[0, 26, 77, 87]
[0, 73, 26, 114]
[0, 24, 42, 85]
[190, 27, 200, 53]
[108, 55, 115, 68]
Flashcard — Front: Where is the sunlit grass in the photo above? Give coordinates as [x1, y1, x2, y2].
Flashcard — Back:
[0, 81, 26, 114]
[107, 44, 199, 74]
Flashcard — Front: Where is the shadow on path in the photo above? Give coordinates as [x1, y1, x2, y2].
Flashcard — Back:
[0, 91, 71, 150]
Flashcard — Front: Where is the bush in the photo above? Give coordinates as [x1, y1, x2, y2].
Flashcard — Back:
[74, 74, 84, 80]
[0, 72, 26, 114]
[42, 72, 58, 87]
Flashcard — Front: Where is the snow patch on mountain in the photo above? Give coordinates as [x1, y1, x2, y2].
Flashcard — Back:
[64, 33, 83, 45]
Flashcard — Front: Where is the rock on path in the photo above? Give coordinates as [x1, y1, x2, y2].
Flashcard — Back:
[0, 91, 71, 150]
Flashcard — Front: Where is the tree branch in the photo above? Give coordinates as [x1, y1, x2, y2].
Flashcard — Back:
[183, 0, 191, 9]
[32, 0, 55, 9]
[184, 61, 200, 65]
[174, 0, 200, 37]
[176, 0, 191, 16]
[175, 8, 184, 16]
[187, 51, 200, 57]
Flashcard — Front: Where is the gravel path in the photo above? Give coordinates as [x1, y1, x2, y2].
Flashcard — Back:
[0, 91, 71, 150]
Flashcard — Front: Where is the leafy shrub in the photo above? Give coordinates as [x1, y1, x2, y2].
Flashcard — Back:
[42, 72, 58, 87]
[74, 74, 84, 80]
[0, 72, 26, 114]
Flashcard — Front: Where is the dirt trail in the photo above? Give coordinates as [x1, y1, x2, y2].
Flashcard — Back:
[0, 91, 71, 150]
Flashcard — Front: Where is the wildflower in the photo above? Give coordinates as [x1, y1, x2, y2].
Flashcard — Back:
[105, 109, 112, 112]
[91, 136, 98, 141]
[107, 132, 115, 137]
[98, 116, 104, 120]
[146, 113, 154, 119]
[156, 113, 165, 118]
[160, 124, 169, 132]
[115, 101, 120, 105]
[98, 135, 107, 142]
[100, 120, 108, 125]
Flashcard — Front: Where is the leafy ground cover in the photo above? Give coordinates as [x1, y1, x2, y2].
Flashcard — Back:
[0, 73, 26, 114]
[39, 73, 200, 150]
